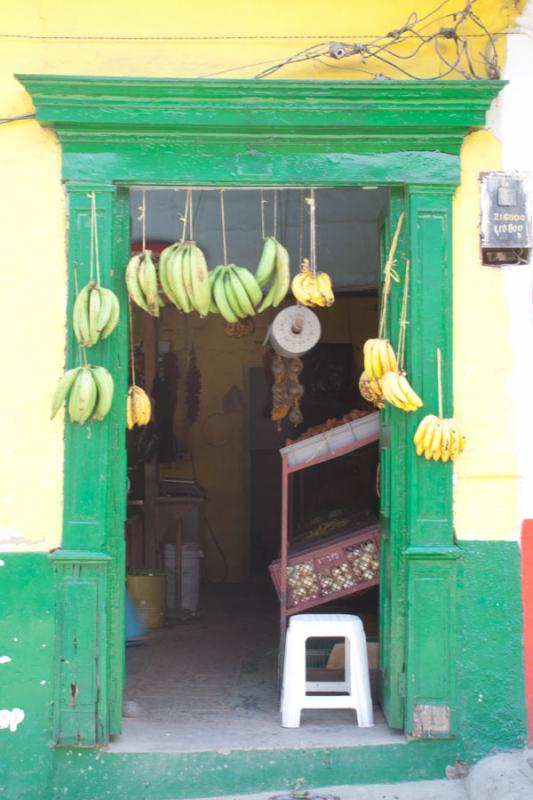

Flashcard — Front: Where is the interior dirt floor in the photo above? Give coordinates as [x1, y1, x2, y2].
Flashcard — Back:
[109, 581, 404, 753]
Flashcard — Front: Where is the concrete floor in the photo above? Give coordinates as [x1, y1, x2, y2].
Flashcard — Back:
[110, 582, 403, 754]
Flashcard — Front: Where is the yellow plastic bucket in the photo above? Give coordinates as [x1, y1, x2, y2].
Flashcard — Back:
[127, 571, 166, 629]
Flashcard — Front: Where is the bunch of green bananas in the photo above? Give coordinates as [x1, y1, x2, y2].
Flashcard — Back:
[255, 237, 291, 313]
[51, 365, 114, 425]
[126, 385, 151, 429]
[73, 281, 120, 347]
[210, 263, 263, 323]
[291, 261, 334, 308]
[414, 414, 466, 462]
[159, 242, 211, 317]
[126, 250, 163, 317]
[380, 370, 423, 412]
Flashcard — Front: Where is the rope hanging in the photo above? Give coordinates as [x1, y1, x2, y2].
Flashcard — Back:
[260, 188, 266, 240]
[306, 188, 317, 276]
[397, 259, 410, 371]
[138, 189, 146, 253]
[437, 347, 443, 419]
[298, 188, 304, 266]
[220, 188, 228, 265]
[378, 211, 404, 339]
[128, 296, 136, 386]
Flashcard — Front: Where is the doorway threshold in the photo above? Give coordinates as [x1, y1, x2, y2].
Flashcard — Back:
[108, 706, 404, 754]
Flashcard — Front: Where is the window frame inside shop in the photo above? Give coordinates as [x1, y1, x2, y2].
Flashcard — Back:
[19, 74, 503, 746]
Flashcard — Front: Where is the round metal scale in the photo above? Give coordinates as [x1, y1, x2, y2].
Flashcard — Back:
[268, 305, 321, 358]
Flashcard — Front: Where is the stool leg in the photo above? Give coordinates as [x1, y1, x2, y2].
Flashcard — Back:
[281, 629, 306, 728]
[348, 628, 374, 728]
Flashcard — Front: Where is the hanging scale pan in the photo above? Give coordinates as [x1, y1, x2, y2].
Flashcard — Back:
[267, 305, 321, 358]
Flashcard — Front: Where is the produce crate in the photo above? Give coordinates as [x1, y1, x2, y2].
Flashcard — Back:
[269, 524, 380, 615]
[280, 412, 379, 470]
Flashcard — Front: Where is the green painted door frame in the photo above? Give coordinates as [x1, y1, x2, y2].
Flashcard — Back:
[18, 75, 502, 744]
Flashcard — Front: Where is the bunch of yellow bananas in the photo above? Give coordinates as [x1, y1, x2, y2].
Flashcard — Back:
[126, 385, 151, 429]
[291, 261, 334, 308]
[363, 338, 398, 379]
[159, 242, 211, 317]
[51, 365, 114, 425]
[73, 281, 120, 348]
[126, 250, 164, 317]
[414, 414, 466, 462]
[380, 371, 423, 412]
[210, 263, 264, 322]
[359, 371, 384, 409]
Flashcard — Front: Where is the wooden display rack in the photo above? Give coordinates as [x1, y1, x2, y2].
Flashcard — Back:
[274, 412, 380, 638]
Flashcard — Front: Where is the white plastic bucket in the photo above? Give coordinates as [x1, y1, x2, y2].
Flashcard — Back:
[181, 543, 204, 611]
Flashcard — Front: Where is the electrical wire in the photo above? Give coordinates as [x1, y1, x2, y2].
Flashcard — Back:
[0, 114, 36, 126]
[0, 28, 516, 42]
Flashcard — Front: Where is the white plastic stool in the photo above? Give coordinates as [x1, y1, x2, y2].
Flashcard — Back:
[281, 613, 374, 729]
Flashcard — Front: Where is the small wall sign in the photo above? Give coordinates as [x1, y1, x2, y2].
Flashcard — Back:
[480, 172, 531, 266]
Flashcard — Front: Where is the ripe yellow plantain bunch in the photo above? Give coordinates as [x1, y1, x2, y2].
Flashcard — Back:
[291, 260, 334, 308]
[363, 338, 397, 380]
[380, 370, 423, 413]
[126, 385, 151, 429]
[359, 371, 384, 409]
[413, 414, 466, 462]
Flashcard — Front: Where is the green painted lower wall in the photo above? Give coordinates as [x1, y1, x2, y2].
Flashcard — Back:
[0, 542, 527, 799]
[455, 540, 527, 761]
[0, 554, 55, 800]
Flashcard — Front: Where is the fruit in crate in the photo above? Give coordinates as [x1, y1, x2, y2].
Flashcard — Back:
[51, 365, 114, 424]
[363, 337, 398, 380]
[73, 281, 120, 347]
[380, 370, 423, 412]
[126, 385, 151, 429]
[285, 408, 371, 446]
[413, 414, 466, 462]
[159, 242, 211, 317]
[126, 250, 163, 317]
[291, 259, 335, 308]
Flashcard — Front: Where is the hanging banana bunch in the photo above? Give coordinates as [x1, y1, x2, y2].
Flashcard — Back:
[73, 193, 120, 347]
[125, 191, 164, 317]
[207, 189, 288, 323]
[125, 297, 151, 429]
[377, 261, 423, 412]
[414, 349, 465, 462]
[361, 213, 402, 408]
[159, 189, 212, 317]
[360, 215, 422, 413]
[253, 190, 290, 314]
[51, 365, 114, 425]
[359, 371, 384, 409]
[291, 190, 335, 308]
[126, 386, 152, 429]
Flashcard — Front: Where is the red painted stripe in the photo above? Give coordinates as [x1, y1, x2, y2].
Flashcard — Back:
[522, 520, 533, 743]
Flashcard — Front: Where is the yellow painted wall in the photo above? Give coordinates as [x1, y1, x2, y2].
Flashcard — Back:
[453, 130, 520, 541]
[0, 1, 523, 553]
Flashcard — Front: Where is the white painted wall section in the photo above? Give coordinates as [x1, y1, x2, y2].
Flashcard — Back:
[488, 2, 533, 526]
